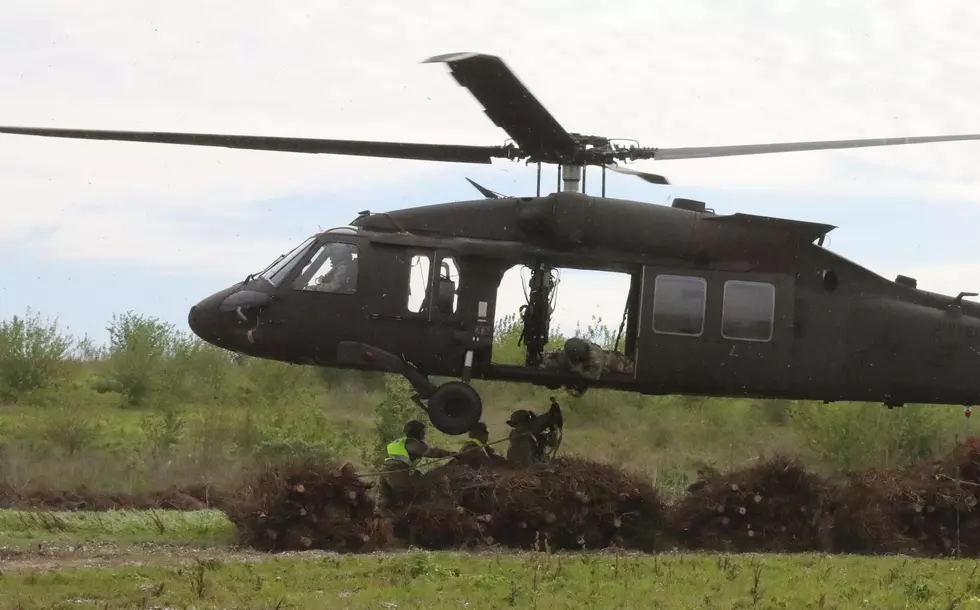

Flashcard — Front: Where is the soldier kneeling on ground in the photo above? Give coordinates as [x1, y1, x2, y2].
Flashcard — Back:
[455, 421, 506, 469]
[505, 398, 564, 467]
[377, 419, 457, 509]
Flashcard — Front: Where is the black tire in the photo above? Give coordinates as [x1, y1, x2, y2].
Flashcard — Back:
[427, 381, 483, 436]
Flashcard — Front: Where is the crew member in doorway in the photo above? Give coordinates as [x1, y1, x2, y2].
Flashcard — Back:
[505, 398, 563, 467]
[377, 420, 456, 508]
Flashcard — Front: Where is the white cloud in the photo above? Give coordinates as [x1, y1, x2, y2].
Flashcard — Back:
[3, 0, 980, 327]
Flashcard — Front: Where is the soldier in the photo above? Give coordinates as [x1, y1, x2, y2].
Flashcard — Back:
[314, 243, 358, 294]
[455, 421, 504, 469]
[505, 398, 564, 467]
[377, 420, 456, 508]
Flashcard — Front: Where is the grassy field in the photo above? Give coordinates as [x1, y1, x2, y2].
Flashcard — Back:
[2, 506, 978, 609]
[1, 540, 979, 609]
[0, 508, 234, 550]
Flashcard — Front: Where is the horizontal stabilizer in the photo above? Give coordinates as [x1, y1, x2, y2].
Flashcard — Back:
[703, 213, 836, 243]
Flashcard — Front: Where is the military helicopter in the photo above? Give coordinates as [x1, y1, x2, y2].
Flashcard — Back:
[5, 52, 980, 436]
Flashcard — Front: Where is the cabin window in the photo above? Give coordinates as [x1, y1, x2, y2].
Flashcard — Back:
[721, 280, 775, 342]
[407, 254, 432, 313]
[652, 274, 706, 336]
[291, 241, 359, 294]
[435, 256, 460, 315]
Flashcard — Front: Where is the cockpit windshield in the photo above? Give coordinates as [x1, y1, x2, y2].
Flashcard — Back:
[253, 236, 316, 286]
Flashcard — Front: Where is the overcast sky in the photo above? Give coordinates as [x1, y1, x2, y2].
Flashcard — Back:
[2, 0, 980, 346]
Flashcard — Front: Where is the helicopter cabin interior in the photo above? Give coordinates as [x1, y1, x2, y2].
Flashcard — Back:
[483, 258, 792, 395]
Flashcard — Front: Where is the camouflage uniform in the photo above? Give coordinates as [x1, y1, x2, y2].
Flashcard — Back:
[540, 338, 635, 379]
[455, 422, 503, 469]
[505, 401, 563, 467]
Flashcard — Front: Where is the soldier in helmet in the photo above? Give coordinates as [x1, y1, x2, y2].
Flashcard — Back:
[505, 398, 564, 467]
[314, 243, 358, 294]
[455, 421, 505, 469]
[377, 419, 457, 508]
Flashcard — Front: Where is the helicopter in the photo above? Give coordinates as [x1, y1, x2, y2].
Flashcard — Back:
[5, 51, 980, 437]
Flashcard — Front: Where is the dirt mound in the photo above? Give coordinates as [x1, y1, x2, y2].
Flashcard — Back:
[0, 483, 220, 512]
[220, 458, 391, 553]
[390, 456, 668, 552]
[829, 437, 980, 557]
[670, 455, 830, 552]
[13, 437, 980, 558]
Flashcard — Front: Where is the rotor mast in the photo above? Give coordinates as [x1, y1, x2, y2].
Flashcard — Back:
[561, 165, 582, 193]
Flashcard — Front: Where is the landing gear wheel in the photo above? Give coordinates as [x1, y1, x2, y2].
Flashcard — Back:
[426, 381, 483, 436]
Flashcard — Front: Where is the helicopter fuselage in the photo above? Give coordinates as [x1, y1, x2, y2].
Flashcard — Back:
[186, 190, 980, 421]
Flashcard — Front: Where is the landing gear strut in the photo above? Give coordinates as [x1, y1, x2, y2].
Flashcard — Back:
[336, 341, 482, 436]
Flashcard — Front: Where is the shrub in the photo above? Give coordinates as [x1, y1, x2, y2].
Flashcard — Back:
[0, 309, 73, 402]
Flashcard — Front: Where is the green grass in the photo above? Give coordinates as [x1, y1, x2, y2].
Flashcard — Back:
[1, 550, 979, 609]
[0, 509, 235, 549]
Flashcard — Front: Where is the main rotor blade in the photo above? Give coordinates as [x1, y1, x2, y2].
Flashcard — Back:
[635, 133, 980, 161]
[604, 164, 670, 185]
[0, 126, 510, 164]
[425, 52, 579, 161]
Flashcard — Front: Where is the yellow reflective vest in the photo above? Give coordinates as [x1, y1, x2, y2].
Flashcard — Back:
[459, 437, 488, 457]
[386, 437, 418, 467]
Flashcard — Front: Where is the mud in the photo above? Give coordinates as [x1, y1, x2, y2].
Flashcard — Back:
[670, 455, 831, 553]
[0, 483, 222, 512]
[219, 459, 387, 553]
[827, 437, 980, 557]
[387, 457, 667, 552]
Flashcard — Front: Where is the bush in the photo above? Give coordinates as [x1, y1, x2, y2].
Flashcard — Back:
[105, 312, 178, 407]
[370, 375, 424, 466]
[0, 309, 73, 402]
[788, 401, 957, 475]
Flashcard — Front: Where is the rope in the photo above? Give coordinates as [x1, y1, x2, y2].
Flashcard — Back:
[355, 426, 561, 478]
[354, 434, 515, 478]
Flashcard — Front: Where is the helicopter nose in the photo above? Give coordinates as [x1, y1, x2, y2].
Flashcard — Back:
[187, 303, 216, 343]
[187, 289, 229, 345]
[187, 284, 264, 348]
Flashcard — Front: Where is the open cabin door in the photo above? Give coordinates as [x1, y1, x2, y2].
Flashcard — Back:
[636, 265, 795, 395]
[359, 243, 470, 374]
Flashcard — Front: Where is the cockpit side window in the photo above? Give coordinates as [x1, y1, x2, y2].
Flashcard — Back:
[291, 241, 359, 295]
